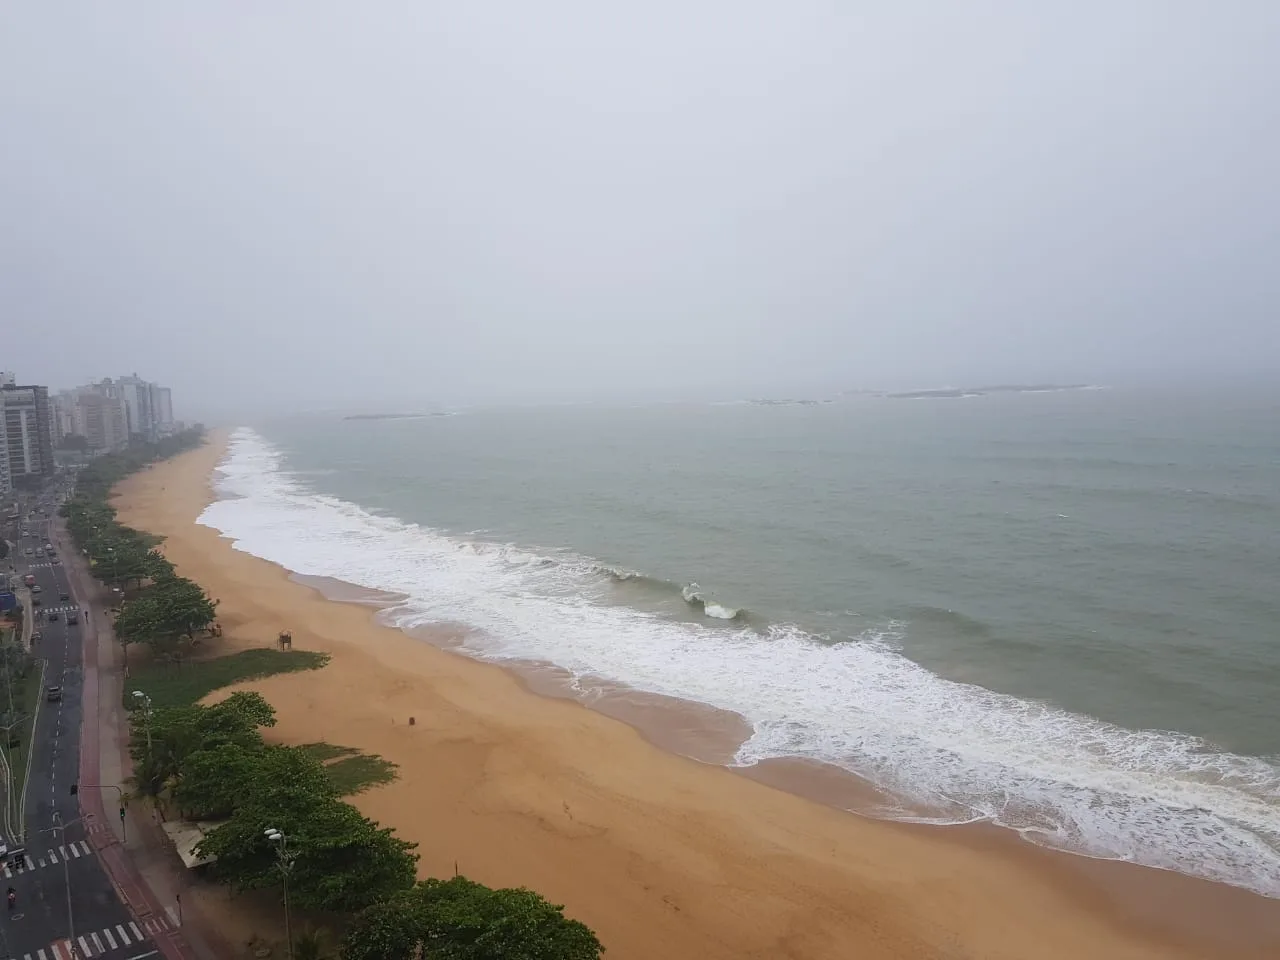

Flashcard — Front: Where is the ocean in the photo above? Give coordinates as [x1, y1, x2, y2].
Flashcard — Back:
[199, 386, 1280, 897]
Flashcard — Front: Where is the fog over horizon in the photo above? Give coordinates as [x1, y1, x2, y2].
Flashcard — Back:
[3, 3, 1278, 423]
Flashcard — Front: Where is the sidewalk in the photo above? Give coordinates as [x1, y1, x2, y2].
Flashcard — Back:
[58, 523, 230, 960]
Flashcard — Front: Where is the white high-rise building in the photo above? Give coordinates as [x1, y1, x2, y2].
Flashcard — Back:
[117, 374, 156, 440]
[78, 380, 130, 451]
[150, 384, 174, 430]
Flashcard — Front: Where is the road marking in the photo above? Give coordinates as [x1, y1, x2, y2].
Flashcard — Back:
[90, 932, 104, 953]
[102, 927, 118, 950]
[115, 923, 132, 945]
[37, 948, 48, 960]
[78, 936, 92, 956]
[126, 952, 159, 960]
[129, 921, 144, 941]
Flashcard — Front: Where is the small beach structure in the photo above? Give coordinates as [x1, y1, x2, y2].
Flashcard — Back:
[277, 630, 292, 650]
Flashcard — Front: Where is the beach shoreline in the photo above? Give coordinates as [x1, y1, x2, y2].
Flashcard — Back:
[110, 428, 1280, 959]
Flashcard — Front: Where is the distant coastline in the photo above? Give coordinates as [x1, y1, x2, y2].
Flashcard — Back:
[342, 412, 454, 421]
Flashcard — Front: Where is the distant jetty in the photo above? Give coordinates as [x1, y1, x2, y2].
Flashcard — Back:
[886, 384, 1091, 400]
[342, 412, 455, 421]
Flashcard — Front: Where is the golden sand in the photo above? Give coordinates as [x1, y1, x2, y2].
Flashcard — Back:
[111, 430, 1280, 959]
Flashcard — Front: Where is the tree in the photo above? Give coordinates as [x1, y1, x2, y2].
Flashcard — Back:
[287, 802, 419, 913]
[131, 691, 277, 809]
[340, 877, 604, 960]
[198, 758, 418, 913]
[113, 573, 217, 662]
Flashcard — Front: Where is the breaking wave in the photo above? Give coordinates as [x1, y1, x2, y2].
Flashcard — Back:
[681, 582, 743, 620]
[197, 427, 1280, 898]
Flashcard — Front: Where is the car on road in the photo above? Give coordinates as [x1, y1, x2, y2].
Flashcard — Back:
[66, 612, 78, 625]
[45, 686, 62, 702]
[51, 557, 61, 564]
[59, 592, 69, 601]
[30, 585, 41, 594]
[30, 631, 41, 642]
[47, 611, 59, 621]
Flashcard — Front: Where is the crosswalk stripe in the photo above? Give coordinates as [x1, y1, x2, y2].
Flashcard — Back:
[70, 843, 82, 857]
[38, 947, 49, 960]
[129, 921, 144, 941]
[116, 923, 132, 945]
[102, 927, 118, 950]
[78, 936, 92, 957]
[90, 931, 104, 952]
[80, 840, 91, 855]
[49, 850, 58, 863]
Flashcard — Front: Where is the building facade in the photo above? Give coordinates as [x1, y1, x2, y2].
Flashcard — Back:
[77, 381, 130, 452]
[1, 384, 55, 483]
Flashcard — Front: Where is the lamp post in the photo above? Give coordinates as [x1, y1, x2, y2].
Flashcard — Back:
[49, 812, 83, 958]
[265, 827, 296, 960]
[131, 690, 153, 756]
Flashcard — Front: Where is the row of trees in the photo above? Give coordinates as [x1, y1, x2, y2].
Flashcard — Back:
[66, 430, 605, 959]
[61, 429, 219, 663]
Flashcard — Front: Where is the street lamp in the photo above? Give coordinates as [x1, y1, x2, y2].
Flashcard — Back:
[131, 690, 153, 756]
[50, 812, 82, 958]
[265, 828, 296, 960]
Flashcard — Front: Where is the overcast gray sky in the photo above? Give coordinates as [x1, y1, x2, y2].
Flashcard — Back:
[2, 3, 1277, 421]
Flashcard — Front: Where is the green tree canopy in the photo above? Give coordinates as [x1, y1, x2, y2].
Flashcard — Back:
[196, 746, 418, 912]
[114, 573, 217, 660]
[131, 691, 276, 804]
[340, 877, 604, 960]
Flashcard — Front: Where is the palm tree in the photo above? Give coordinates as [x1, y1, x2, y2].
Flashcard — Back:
[293, 926, 334, 960]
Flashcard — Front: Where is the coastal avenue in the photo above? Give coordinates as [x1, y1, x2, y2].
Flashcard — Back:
[4, 486, 159, 959]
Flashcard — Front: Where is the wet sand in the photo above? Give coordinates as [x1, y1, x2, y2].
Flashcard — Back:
[111, 429, 1280, 959]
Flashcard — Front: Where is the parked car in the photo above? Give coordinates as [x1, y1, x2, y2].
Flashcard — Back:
[66, 612, 79, 625]
[47, 612, 58, 621]
[45, 686, 62, 703]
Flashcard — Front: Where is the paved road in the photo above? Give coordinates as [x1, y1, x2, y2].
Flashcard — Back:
[3, 492, 160, 960]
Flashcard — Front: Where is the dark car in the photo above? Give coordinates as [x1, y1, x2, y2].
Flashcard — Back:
[66, 612, 78, 625]
[45, 686, 62, 702]
[59, 593, 69, 602]
[47, 612, 58, 622]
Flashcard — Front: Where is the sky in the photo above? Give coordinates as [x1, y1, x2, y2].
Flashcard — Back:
[2, 2, 1278, 421]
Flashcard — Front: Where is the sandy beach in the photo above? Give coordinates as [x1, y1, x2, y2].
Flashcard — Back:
[111, 430, 1280, 960]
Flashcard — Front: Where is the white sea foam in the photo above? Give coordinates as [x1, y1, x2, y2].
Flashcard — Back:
[199, 427, 1280, 897]
[681, 582, 742, 620]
